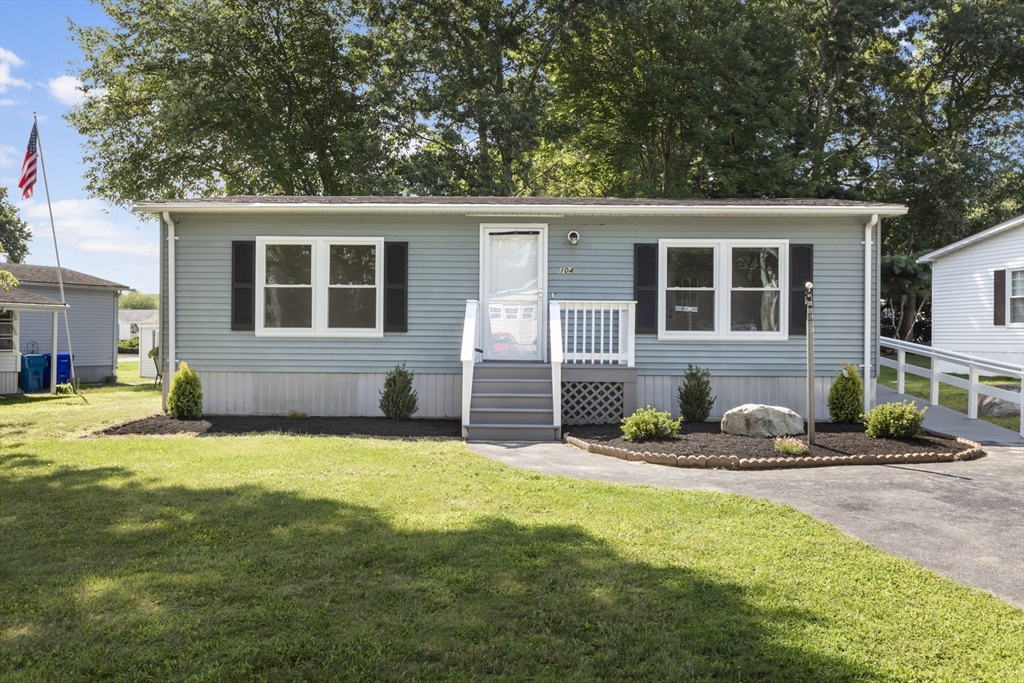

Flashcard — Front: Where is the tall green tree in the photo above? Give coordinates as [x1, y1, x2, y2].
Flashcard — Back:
[68, 0, 413, 205]
[0, 187, 31, 264]
[368, 0, 583, 195]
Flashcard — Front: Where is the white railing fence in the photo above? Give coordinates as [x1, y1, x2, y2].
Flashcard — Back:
[548, 301, 564, 431]
[556, 300, 636, 366]
[879, 338, 1023, 437]
[460, 300, 481, 436]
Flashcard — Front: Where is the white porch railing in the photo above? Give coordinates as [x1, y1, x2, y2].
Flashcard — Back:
[549, 301, 564, 430]
[555, 300, 636, 366]
[460, 300, 481, 437]
[879, 338, 1023, 437]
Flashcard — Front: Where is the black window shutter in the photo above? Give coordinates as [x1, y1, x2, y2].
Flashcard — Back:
[994, 269, 1006, 326]
[232, 241, 255, 331]
[384, 242, 408, 333]
[634, 244, 658, 335]
[789, 244, 813, 336]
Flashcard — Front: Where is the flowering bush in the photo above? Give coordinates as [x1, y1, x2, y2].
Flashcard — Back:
[774, 436, 808, 456]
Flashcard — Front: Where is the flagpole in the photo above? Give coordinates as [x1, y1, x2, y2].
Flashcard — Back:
[33, 112, 78, 390]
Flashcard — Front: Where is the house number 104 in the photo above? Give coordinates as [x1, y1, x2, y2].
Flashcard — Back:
[558, 267, 574, 274]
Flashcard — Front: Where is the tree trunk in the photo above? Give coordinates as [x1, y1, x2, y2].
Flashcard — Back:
[898, 292, 917, 341]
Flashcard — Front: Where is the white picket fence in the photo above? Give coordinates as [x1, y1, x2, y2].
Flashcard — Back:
[879, 338, 1023, 437]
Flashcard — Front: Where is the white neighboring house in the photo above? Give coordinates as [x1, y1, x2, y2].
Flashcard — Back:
[918, 215, 1024, 375]
[137, 312, 159, 379]
[118, 309, 158, 341]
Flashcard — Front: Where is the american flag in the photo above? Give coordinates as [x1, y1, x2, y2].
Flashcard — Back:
[18, 122, 39, 199]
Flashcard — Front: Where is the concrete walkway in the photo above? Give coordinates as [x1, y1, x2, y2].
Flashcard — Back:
[877, 385, 1023, 446]
[469, 428, 1024, 606]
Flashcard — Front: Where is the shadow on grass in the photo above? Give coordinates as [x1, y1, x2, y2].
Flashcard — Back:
[0, 454, 874, 681]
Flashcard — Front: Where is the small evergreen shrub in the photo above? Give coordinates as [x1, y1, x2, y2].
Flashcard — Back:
[167, 361, 203, 419]
[774, 436, 808, 455]
[677, 364, 716, 422]
[117, 337, 139, 354]
[828, 363, 864, 423]
[621, 406, 680, 442]
[863, 401, 927, 439]
[380, 362, 418, 419]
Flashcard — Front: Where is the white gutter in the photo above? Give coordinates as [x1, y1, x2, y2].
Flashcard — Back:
[864, 213, 879, 411]
[135, 202, 908, 218]
[163, 212, 177, 396]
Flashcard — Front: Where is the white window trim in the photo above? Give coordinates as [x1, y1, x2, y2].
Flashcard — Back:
[1009, 268, 1024, 326]
[255, 236, 384, 338]
[658, 239, 789, 341]
[0, 310, 17, 353]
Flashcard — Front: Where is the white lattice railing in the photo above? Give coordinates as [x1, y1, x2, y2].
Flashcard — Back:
[460, 300, 481, 436]
[879, 338, 1023, 437]
[555, 300, 636, 366]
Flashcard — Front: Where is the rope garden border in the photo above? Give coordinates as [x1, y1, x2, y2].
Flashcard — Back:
[563, 432, 985, 470]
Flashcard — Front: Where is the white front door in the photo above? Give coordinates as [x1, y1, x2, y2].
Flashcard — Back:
[482, 226, 546, 361]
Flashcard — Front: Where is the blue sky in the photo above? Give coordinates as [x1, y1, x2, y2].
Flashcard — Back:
[1, 0, 158, 293]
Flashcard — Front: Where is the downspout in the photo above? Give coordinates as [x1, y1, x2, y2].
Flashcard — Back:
[163, 211, 176, 409]
[864, 213, 879, 412]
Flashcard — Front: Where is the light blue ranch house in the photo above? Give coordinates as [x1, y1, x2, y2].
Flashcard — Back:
[134, 197, 906, 441]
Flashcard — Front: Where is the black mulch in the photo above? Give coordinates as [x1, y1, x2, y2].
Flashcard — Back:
[101, 414, 462, 439]
[565, 421, 967, 458]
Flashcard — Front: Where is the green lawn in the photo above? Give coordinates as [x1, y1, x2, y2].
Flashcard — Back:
[115, 359, 146, 385]
[2, 387, 1022, 681]
[878, 353, 1021, 434]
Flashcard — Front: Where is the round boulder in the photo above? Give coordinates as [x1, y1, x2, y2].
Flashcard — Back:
[721, 404, 804, 438]
[979, 395, 1021, 418]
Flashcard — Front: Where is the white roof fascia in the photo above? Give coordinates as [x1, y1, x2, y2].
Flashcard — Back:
[0, 302, 69, 312]
[134, 201, 908, 218]
[918, 214, 1024, 263]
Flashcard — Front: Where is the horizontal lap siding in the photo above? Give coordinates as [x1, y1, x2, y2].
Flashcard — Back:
[168, 215, 872, 381]
[931, 226, 1024, 363]
[17, 285, 117, 374]
[547, 217, 870, 376]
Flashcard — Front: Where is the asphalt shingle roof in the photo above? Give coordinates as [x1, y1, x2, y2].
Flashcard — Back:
[0, 263, 127, 289]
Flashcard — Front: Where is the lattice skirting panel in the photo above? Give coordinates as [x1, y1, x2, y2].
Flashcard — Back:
[562, 382, 624, 425]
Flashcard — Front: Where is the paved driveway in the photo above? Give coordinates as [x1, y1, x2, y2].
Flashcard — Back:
[468, 441, 1024, 608]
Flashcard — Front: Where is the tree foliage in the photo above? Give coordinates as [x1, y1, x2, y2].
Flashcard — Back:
[0, 187, 31, 264]
[119, 291, 159, 309]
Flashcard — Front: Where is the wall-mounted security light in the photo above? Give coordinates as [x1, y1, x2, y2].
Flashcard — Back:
[567, 230, 580, 246]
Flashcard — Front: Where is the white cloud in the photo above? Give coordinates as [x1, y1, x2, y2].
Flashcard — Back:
[0, 144, 18, 168]
[20, 198, 159, 262]
[47, 75, 86, 106]
[0, 47, 30, 95]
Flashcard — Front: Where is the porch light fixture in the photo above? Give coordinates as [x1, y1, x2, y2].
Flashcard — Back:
[567, 230, 580, 245]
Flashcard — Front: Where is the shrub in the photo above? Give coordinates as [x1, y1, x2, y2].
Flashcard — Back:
[148, 345, 160, 360]
[863, 401, 927, 439]
[621, 406, 680, 442]
[117, 337, 139, 354]
[379, 362, 418, 419]
[167, 361, 203, 419]
[774, 436, 808, 456]
[828, 363, 864, 423]
[677, 364, 716, 422]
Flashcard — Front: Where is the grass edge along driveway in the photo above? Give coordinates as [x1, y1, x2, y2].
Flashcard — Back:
[1, 387, 1023, 681]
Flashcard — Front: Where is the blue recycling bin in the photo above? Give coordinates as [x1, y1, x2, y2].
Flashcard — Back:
[43, 353, 73, 388]
[19, 354, 47, 393]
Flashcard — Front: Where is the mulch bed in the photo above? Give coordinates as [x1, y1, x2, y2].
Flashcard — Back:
[101, 414, 462, 439]
[564, 422, 984, 469]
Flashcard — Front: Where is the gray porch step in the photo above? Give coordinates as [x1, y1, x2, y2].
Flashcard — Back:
[465, 423, 561, 442]
[471, 378, 551, 394]
[470, 408, 554, 425]
[472, 393, 552, 410]
[474, 363, 552, 380]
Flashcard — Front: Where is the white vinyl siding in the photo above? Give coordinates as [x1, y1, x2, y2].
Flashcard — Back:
[930, 224, 1024, 371]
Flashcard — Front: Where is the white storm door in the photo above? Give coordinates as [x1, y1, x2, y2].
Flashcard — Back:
[482, 227, 546, 361]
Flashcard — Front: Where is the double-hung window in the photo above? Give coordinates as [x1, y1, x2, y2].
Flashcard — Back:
[659, 239, 787, 340]
[1011, 269, 1024, 324]
[256, 237, 384, 337]
[0, 311, 14, 351]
